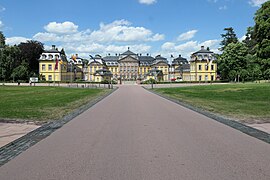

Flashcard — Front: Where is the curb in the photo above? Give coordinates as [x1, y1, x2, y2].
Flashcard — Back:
[0, 88, 118, 166]
[144, 87, 270, 144]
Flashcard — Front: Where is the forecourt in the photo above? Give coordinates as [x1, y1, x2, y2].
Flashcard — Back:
[0, 85, 270, 180]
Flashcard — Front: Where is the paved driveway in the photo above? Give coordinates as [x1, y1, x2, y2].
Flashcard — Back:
[0, 85, 270, 180]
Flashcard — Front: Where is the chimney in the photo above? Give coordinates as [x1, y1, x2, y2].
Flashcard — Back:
[56, 48, 58, 51]
[52, 45, 56, 50]
[147, 53, 149, 56]
[201, 46, 205, 50]
[76, 54, 78, 58]
[179, 54, 181, 57]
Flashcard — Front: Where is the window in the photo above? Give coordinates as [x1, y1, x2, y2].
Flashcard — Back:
[199, 75, 202, 81]
[198, 65, 202, 71]
[205, 75, 208, 81]
[205, 64, 208, 70]
[211, 75, 214, 81]
[48, 54, 53, 60]
[211, 65, 214, 71]
[48, 64, 52, 71]
[42, 55, 46, 59]
[48, 75, 52, 81]
[42, 64, 46, 71]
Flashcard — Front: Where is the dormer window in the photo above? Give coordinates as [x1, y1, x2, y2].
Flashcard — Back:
[204, 55, 208, 60]
[55, 55, 59, 59]
[42, 54, 47, 59]
[198, 55, 202, 60]
[48, 54, 53, 60]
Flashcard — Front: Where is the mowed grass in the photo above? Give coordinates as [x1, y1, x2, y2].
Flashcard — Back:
[154, 83, 270, 123]
[0, 86, 110, 122]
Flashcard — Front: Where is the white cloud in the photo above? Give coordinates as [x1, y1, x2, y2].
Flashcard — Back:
[44, 21, 78, 34]
[177, 30, 198, 41]
[34, 19, 164, 43]
[6, 37, 29, 45]
[249, 0, 268, 7]
[31, 19, 162, 57]
[64, 43, 151, 57]
[138, 0, 157, 5]
[161, 39, 221, 59]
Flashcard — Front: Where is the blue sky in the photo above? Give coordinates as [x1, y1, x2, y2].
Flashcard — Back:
[0, 0, 268, 59]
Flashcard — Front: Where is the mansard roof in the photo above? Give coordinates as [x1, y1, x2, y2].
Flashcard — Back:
[192, 46, 213, 55]
[172, 55, 188, 65]
[121, 49, 137, 56]
[103, 56, 119, 62]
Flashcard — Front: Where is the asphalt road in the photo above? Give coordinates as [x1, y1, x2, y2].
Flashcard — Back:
[0, 85, 270, 180]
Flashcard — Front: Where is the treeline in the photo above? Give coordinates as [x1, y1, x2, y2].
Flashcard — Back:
[217, 1, 270, 82]
[0, 34, 44, 82]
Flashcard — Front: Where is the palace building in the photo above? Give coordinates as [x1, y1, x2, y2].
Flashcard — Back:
[39, 46, 217, 83]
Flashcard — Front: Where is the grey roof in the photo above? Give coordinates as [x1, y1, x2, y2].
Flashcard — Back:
[138, 56, 155, 62]
[172, 55, 188, 64]
[44, 49, 60, 53]
[192, 46, 213, 55]
[103, 56, 119, 62]
[155, 55, 167, 61]
[175, 64, 190, 71]
[121, 50, 136, 56]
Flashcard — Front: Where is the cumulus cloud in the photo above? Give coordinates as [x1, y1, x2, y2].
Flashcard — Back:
[138, 0, 157, 5]
[44, 21, 78, 34]
[249, 0, 268, 7]
[6, 37, 29, 45]
[64, 43, 151, 57]
[177, 30, 198, 41]
[161, 39, 220, 59]
[34, 19, 164, 43]
[31, 20, 163, 57]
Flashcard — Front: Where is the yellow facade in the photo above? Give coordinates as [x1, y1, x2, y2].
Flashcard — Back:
[39, 61, 72, 81]
[189, 61, 217, 81]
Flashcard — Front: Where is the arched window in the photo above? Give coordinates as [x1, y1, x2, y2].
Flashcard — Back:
[42, 54, 47, 59]
[48, 54, 53, 60]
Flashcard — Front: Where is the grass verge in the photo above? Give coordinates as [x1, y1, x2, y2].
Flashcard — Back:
[153, 83, 270, 124]
[0, 86, 111, 123]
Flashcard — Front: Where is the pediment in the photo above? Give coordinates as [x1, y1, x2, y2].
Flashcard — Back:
[118, 55, 139, 63]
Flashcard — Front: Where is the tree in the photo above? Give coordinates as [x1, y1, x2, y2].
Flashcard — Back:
[219, 42, 249, 81]
[264, 69, 270, 81]
[253, 1, 270, 72]
[243, 27, 257, 55]
[0, 31, 5, 48]
[0, 45, 22, 81]
[11, 63, 29, 81]
[254, 1, 270, 58]
[220, 27, 238, 51]
[18, 40, 44, 75]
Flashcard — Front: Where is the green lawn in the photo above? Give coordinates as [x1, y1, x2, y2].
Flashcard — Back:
[0, 86, 110, 122]
[153, 83, 270, 123]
